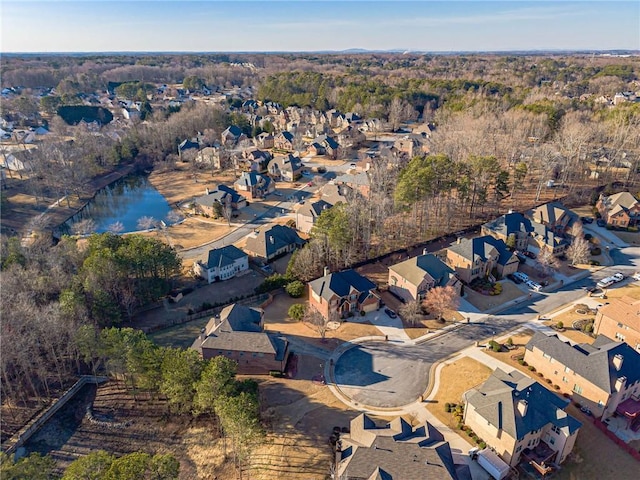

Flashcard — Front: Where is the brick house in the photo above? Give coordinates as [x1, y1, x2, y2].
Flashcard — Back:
[192, 245, 248, 283]
[193, 185, 246, 215]
[267, 154, 302, 182]
[234, 171, 274, 199]
[273, 131, 295, 151]
[191, 304, 289, 374]
[388, 252, 460, 303]
[524, 332, 640, 422]
[308, 269, 380, 321]
[295, 199, 332, 234]
[594, 296, 640, 351]
[463, 369, 581, 471]
[333, 171, 371, 198]
[596, 192, 640, 228]
[243, 224, 304, 262]
[336, 414, 469, 480]
[527, 202, 577, 235]
[445, 235, 519, 283]
[481, 212, 533, 251]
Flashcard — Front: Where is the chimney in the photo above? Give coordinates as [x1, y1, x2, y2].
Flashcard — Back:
[517, 399, 528, 417]
[205, 188, 210, 195]
[613, 354, 624, 371]
[508, 209, 513, 214]
[457, 237, 462, 244]
[269, 236, 274, 244]
[199, 327, 206, 340]
[423, 248, 428, 255]
[324, 266, 330, 277]
[615, 376, 627, 392]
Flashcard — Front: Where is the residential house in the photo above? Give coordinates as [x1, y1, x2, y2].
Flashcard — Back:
[597, 192, 640, 228]
[594, 296, 640, 352]
[529, 222, 569, 256]
[393, 135, 428, 158]
[243, 224, 305, 262]
[312, 135, 340, 159]
[192, 245, 248, 283]
[254, 132, 274, 149]
[221, 125, 247, 146]
[194, 146, 222, 169]
[191, 304, 289, 374]
[0, 152, 32, 172]
[295, 199, 333, 234]
[388, 252, 460, 303]
[308, 269, 380, 321]
[463, 369, 581, 471]
[527, 202, 577, 235]
[193, 185, 247, 216]
[336, 413, 469, 480]
[481, 212, 533, 251]
[273, 131, 295, 151]
[524, 332, 640, 423]
[178, 138, 200, 159]
[333, 171, 371, 198]
[240, 148, 272, 173]
[336, 125, 366, 149]
[234, 171, 274, 199]
[268, 154, 302, 182]
[445, 235, 520, 283]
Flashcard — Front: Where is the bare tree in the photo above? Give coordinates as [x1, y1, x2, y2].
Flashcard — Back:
[536, 246, 560, 277]
[422, 286, 460, 322]
[399, 300, 423, 327]
[165, 210, 183, 225]
[71, 218, 96, 236]
[137, 216, 157, 231]
[107, 221, 125, 234]
[304, 308, 329, 342]
[566, 222, 591, 266]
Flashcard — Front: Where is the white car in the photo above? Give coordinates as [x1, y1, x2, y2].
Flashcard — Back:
[526, 280, 542, 291]
[633, 272, 640, 281]
[597, 277, 615, 289]
[612, 273, 624, 282]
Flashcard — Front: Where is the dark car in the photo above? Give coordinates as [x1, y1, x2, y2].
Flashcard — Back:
[507, 274, 523, 284]
[384, 308, 397, 318]
[581, 216, 594, 224]
[522, 251, 536, 259]
[596, 219, 606, 227]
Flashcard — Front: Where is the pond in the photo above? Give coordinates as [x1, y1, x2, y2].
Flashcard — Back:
[62, 175, 181, 235]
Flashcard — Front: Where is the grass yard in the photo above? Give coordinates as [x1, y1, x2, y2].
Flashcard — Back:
[463, 280, 524, 312]
[426, 357, 492, 434]
[606, 284, 640, 300]
[483, 330, 534, 375]
[136, 217, 233, 251]
[556, 405, 640, 480]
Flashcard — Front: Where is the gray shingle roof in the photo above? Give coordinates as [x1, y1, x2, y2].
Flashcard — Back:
[235, 171, 271, 189]
[339, 414, 464, 480]
[195, 185, 243, 207]
[448, 235, 516, 266]
[526, 333, 640, 393]
[204, 245, 247, 269]
[528, 202, 577, 227]
[244, 225, 304, 259]
[309, 269, 377, 301]
[465, 369, 581, 441]
[389, 254, 456, 288]
[482, 212, 533, 238]
[297, 199, 333, 219]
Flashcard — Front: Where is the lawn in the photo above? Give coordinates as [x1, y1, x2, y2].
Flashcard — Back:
[556, 404, 640, 480]
[148, 316, 211, 348]
[606, 284, 640, 300]
[426, 357, 492, 434]
[463, 280, 524, 311]
[483, 330, 535, 375]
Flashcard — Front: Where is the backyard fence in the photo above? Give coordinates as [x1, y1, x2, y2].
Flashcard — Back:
[592, 418, 640, 462]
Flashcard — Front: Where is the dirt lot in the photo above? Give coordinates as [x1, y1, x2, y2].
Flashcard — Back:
[425, 357, 492, 434]
[464, 280, 524, 312]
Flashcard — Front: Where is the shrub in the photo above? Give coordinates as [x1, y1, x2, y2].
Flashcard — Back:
[488, 340, 502, 352]
[269, 370, 285, 378]
[522, 361, 528, 367]
[288, 303, 306, 321]
[479, 441, 487, 449]
[538, 372, 544, 377]
[444, 403, 452, 413]
[556, 321, 564, 329]
[589, 260, 601, 266]
[546, 378, 552, 384]
[285, 280, 305, 298]
[457, 423, 464, 430]
[628, 226, 639, 232]
[256, 273, 292, 293]
[360, 310, 366, 316]
[554, 385, 560, 390]
[518, 359, 525, 365]
[529, 366, 536, 372]
[590, 247, 601, 256]
[584, 322, 594, 333]
[584, 233, 593, 241]
[506, 337, 514, 347]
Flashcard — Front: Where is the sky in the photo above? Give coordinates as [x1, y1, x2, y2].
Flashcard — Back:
[1, 1, 639, 53]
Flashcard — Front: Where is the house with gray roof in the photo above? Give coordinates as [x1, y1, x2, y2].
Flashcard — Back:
[481, 212, 534, 251]
[274, 131, 295, 151]
[308, 269, 380, 321]
[336, 413, 469, 480]
[527, 202, 577, 235]
[243, 225, 304, 262]
[267, 154, 302, 182]
[597, 191, 640, 228]
[234, 171, 274, 199]
[388, 252, 460, 303]
[525, 332, 640, 424]
[444, 235, 519, 283]
[191, 304, 289, 374]
[221, 125, 247, 146]
[192, 245, 248, 283]
[463, 369, 581, 471]
[193, 185, 247, 216]
[334, 171, 371, 197]
[295, 199, 333, 234]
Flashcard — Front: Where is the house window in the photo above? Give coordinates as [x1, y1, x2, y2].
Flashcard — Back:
[516, 445, 522, 453]
[543, 353, 552, 361]
[564, 366, 573, 374]
[615, 332, 626, 341]
[562, 376, 568, 383]
[551, 425, 561, 435]
[573, 384, 583, 394]
[549, 437, 556, 445]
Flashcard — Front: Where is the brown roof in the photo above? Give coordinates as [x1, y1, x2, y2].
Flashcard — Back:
[598, 296, 640, 332]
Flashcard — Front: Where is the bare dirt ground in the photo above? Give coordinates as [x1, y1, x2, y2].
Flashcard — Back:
[425, 357, 492, 435]
[137, 217, 234, 252]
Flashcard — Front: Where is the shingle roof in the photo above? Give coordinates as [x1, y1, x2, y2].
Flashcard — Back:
[598, 296, 640, 332]
[529, 202, 577, 226]
[448, 236, 516, 266]
[482, 212, 533, 238]
[195, 185, 243, 207]
[223, 125, 243, 137]
[465, 369, 581, 441]
[235, 171, 271, 189]
[338, 414, 463, 480]
[389, 254, 456, 288]
[309, 269, 377, 301]
[605, 192, 638, 210]
[335, 171, 370, 187]
[297, 199, 333, 219]
[244, 225, 304, 258]
[204, 245, 247, 269]
[525, 333, 640, 393]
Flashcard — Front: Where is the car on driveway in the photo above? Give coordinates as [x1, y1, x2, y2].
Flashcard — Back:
[384, 308, 397, 318]
[507, 273, 523, 284]
[612, 272, 624, 282]
[633, 272, 640, 281]
[596, 219, 606, 227]
[526, 280, 542, 291]
[597, 277, 615, 288]
[522, 251, 536, 259]
[512, 271, 529, 283]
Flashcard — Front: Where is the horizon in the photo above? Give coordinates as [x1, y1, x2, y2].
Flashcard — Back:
[2, 1, 639, 54]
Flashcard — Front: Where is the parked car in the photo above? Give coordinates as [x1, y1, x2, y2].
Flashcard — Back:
[384, 308, 397, 318]
[522, 251, 536, 259]
[307, 181, 313, 187]
[633, 272, 640, 281]
[526, 280, 542, 291]
[513, 271, 529, 283]
[612, 272, 624, 282]
[597, 277, 615, 288]
[581, 216, 594, 224]
[507, 274, 523, 284]
[596, 219, 606, 227]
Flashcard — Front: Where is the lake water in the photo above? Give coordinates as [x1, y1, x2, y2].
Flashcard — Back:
[64, 175, 180, 235]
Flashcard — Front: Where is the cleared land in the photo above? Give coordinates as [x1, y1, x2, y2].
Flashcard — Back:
[425, 357, 492, 434]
